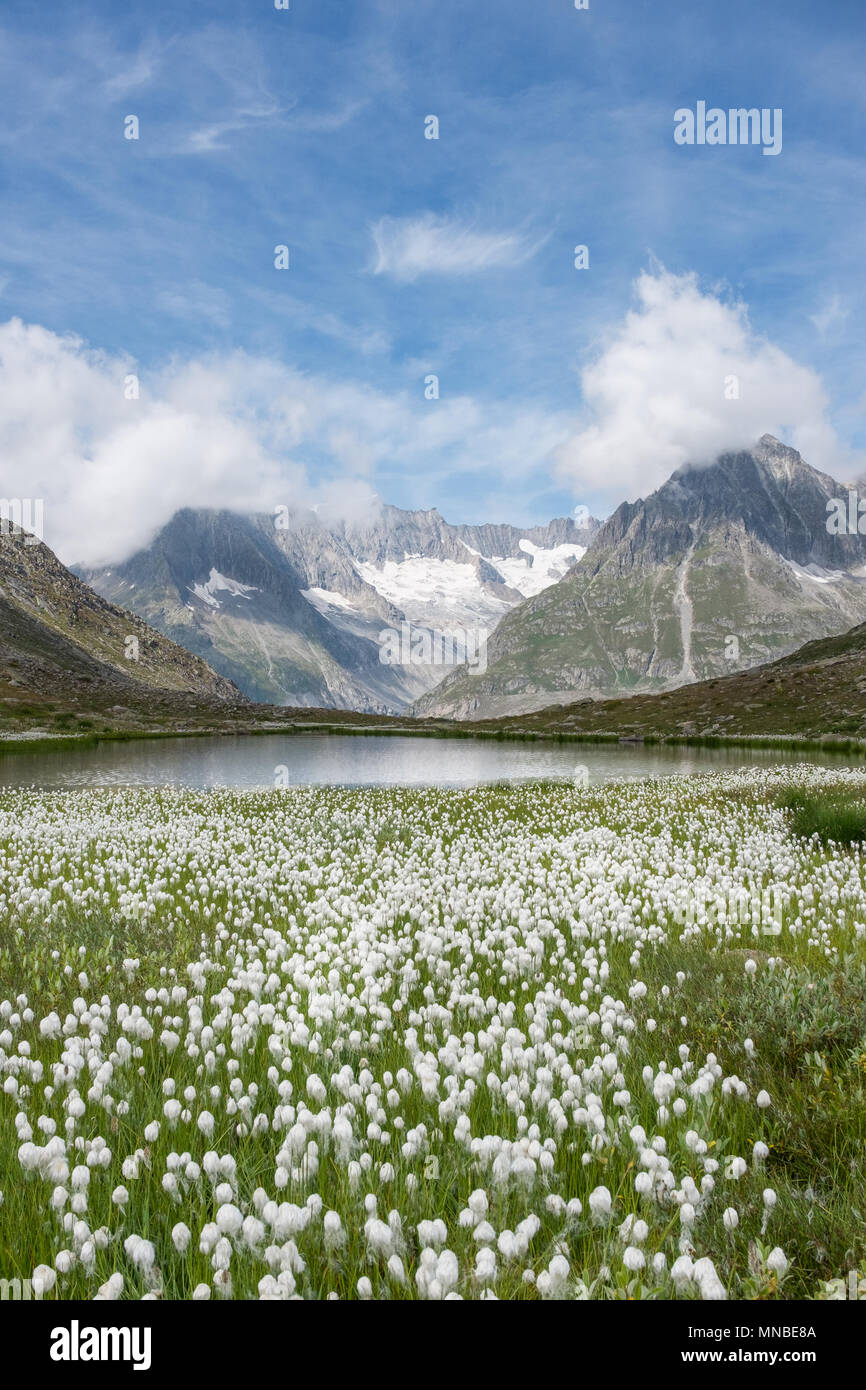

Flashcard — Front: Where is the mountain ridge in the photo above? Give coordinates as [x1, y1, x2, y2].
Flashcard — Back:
[415, 436, 866, 718]
[77, 504, 598, 711]
[0, 525, 245, 710]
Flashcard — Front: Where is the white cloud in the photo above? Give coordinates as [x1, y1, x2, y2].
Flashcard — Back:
[556, 267, 852, 500]
[0, 319, 569, 568]
[156, 281, 232, 329]
[184, 102, 282, 154]
[102, 49, 158, 96]
[370, 213, 542, 282]
[809, 292, 848, 339]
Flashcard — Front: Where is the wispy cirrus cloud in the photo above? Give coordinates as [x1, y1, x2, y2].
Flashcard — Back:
[183, 102, 283, 154]
[809, 293, 849, 340]
[102, 44, 161, 96]
[370, 214, 544, 283]
[181, 98, 366, 154]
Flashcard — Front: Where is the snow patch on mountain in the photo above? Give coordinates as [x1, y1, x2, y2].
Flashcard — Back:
[301, 586, 358, 615]
[492, 540, 586, 597]
[357, 556, 513, 630]
[190, 569, 259, 609]
[356, 544, 585, 631]
[784, 559, 844, 587]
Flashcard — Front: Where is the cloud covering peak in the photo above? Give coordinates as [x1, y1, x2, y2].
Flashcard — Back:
[0, 318, 570, 567]
[556, 268, 853, 500]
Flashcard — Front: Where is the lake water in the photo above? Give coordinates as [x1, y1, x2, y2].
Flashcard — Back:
[0, 731, 857, 789]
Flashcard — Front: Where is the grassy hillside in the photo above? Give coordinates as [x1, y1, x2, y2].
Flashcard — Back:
[3, 603, 866, 752]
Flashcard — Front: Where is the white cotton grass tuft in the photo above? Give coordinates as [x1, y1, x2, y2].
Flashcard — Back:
[693, 1257, 726, 1301]
[588, 1186, 612, 1223]
[172, 1222, 191, 1253]
[216, 1203, 243, 1237]
[766, 1247, 788, 1277]
[95, 1273, 124, 1301]
[32, 1264, 56, 1296]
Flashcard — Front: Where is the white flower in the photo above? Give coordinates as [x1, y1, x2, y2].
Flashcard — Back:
[364, 1217, 394, 1258]
[216, 1203, 243, 1237]
[32, 1265, 56, 1296]
[417, 1218, 447, 1248]
[96, 1273, 124, 1300]
[693, 1256, 726, 1301]
[766, 1247, 788, 1276]
[588, 1185, 612, 1221]
[172, 1222, 191, 1253]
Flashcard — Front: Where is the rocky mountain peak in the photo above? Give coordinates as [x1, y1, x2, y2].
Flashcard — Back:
[415, 437, 866, 720]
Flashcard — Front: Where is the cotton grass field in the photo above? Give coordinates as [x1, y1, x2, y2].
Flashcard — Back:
[1, 767, 865, 1301]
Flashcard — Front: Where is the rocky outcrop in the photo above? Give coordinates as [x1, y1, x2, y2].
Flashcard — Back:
[0, 526, 243, 702]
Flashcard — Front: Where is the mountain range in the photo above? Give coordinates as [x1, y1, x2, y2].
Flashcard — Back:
[77, 506, 596, 712]
[6, 432, 866, 735]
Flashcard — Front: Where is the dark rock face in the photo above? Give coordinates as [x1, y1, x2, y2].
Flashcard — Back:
[0, 526, 244, 704]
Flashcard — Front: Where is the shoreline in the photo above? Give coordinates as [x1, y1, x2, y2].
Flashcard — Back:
[1, 720, 864, 759]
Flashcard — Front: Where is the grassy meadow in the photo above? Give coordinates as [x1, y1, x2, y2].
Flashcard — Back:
[0, 767, 864, 1301]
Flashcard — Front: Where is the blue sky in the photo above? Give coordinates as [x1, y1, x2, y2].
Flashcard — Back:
[0, 0, 864, 558]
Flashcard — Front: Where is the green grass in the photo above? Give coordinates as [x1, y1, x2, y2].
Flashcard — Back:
[642, 943, 866, 1295]
[780, 787, 866, 845]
